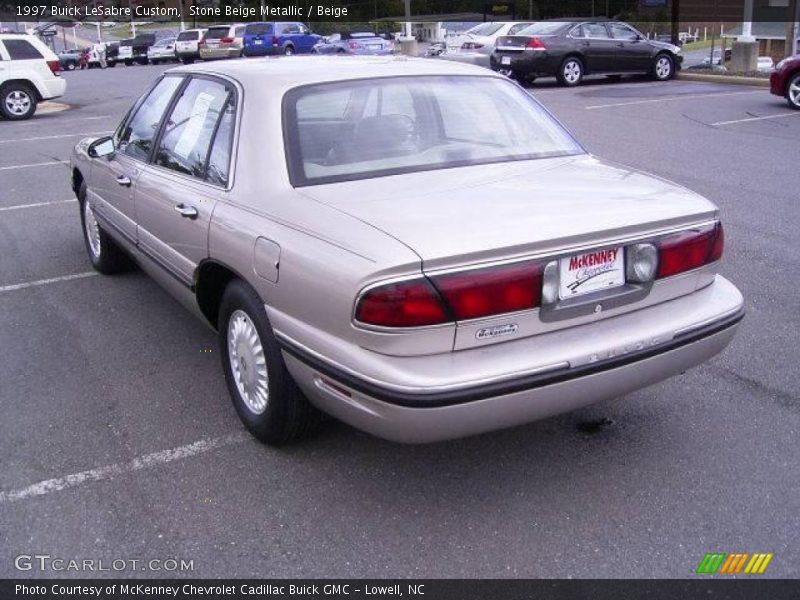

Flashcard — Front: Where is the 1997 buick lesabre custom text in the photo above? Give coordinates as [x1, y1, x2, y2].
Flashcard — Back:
[70, 57, 743, 444]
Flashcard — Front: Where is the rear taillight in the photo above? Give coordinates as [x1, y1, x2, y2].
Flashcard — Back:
[355, 261, 544, 327]
[199, 40, 206, 47]
[656, 222, 724, 279]
[432, 261, 542, 321]
[220, 37, 234, 43]
[47, 59, 61, 74]
[461, 42, 484, 50]
[525, 37, 546, 50]
[355, 280, 448, 327]
[272, 36, 280, 46]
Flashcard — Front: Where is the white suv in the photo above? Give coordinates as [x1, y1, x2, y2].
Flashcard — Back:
[174, 28, 207, 64]
[0, 33, 66, 120]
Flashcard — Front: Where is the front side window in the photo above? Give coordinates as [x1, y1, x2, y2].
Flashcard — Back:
[118, 76, 183, 161]
[285, 76, 583, 186]
[154, 77, 233, 183]
[609, 23, 639, 40]
[4, 39, 43, 60]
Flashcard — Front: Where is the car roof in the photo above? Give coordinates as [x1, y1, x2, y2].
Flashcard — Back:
[168, 55, 502, 90]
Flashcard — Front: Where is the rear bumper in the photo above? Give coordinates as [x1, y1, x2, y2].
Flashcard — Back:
[277, 275, 744, 443]
[38, 77, 67, 100]
[243, 44, 282, 56]
[199, 47, 241, 59]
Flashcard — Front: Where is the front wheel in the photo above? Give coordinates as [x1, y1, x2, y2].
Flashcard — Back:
[557, 57, 584, 87]
[219, 281, 321, 445]
[786, 73, 800, 110]
[652, 54, 674, 81]
[78, 182, 129, 274]
[1, 83, 37, 120]
[66, 61, 77, 71]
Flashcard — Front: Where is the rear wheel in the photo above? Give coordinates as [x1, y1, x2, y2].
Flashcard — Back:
[77, 182, 129, 274]
[652, 53, 674, 80]
[284, 45, 295, 56]
[66, 61, 77, 71]
[218, 280, 321, 445]
[181, 57, 195, 64]
[786, 73, 800, 110]
[1, 82, 37, 120]
[557, 57, 584, 87]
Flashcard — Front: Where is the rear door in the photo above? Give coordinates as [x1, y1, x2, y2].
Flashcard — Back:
[134, 76, 237, 285]
[608, 22, 651, 71]
[91, 75, 184, 243]
[571, 22, 616, 72]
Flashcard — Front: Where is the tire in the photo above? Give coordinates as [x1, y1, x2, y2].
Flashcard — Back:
[652, 53, 674, 81]
[284, 45, 295, 56]
[557, 56, 584, 87]
[218, 280, 321, 446]
[66, 61, 77, 71]
[77, 181, 130, 275]
[107, 61, 116, 68]
[181, 57, 194, 65]
[124, 60, 133, 66]
[786, 73, 800, 110]
[151, 59, 159, 65]
[0, 82, 37, 120]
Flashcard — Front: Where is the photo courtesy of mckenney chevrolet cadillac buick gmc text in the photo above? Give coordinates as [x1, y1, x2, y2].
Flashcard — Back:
[69, 56, 743, 445]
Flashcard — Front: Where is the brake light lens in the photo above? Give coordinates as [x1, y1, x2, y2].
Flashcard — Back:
[47, 59, 61, 74]
[272, 36, 280, 46]
[525, 37, 546, 50]
[432, 261, 543, 320]
[355, 279, 448, 327]
[656, 222, 724, 279]
[220, 37, 234, 43]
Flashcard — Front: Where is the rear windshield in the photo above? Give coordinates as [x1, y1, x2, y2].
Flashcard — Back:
[466, 22, 504, 37]
[204, 27, 230, 39]
[120, 39, 133, 46]
[245, 23, 273, 35]
[519, 22, 569, 35]
[284, 76, 583, 187]
[177, 31, 199, 41]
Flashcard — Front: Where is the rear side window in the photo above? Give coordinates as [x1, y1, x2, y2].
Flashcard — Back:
[154, 77, 234, 184]
[204, 28, 230, 39]
[234, 26, 245, 37]
[118, 76, 183, 161]
[177, 31, 199, 41]
[246, 23, 273, 35]
[581, 23, 610, 38]
[4, 39, 43, 60]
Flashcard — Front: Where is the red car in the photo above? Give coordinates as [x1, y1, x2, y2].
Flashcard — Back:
[770, 54, 800, 109]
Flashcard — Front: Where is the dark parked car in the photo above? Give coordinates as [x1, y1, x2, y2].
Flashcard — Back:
[770, 54, 800, 109]
[241, 21, 321, 56]
[105, 41, 120, 67]
[490, 19, 683, 86]
[58, 49, 82, 71]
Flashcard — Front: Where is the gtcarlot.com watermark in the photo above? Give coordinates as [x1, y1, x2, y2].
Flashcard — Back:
[15, 554, 194, 573]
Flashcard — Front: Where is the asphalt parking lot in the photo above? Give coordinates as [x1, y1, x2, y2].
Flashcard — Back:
[1, 64, 798, 578]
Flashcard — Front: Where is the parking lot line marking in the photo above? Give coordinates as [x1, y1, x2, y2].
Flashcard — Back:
[711, 112, 800, 126]
[0, 160, 68, 171]
[0, 433, 251, 504]
[0, 199, 77, 212]
[0, 131, 112, 144]
[0, 272, 97, 293]
[584, 90, 763, 110]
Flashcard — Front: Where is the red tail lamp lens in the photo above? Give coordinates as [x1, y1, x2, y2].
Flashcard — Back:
[656, 222, 724, 279]
[432, 261, 543, 321]
[356, 279, 448, 327]
[526, 37, 546, 49]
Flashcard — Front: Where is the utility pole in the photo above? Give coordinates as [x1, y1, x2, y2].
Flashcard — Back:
[786, 0, 798, 58]
[670, 0, 680, 46]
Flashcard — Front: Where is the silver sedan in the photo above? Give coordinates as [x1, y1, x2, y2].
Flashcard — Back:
[70, 57, 743, 445]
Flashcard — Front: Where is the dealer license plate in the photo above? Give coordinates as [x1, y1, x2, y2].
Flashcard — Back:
[558, 247, 625, 299]
[501, 56, 511, 65]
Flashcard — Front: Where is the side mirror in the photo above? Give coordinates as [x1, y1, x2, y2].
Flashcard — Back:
[88, 136, 115, 159]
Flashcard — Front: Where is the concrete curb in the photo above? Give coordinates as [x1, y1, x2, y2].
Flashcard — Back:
[677, 72, 770, 87]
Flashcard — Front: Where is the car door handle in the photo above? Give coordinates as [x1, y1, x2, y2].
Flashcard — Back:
[116, 174, 132, 187]
[174, 204, 198, 219]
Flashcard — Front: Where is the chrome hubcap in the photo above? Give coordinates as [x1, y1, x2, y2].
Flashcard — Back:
[564, 61, 581, 83]
[5, 90, 31, 116]
[656, 57, 671, 78]
[789, 80, 800, 106]
[227, 309, 268, 414]
[83, 201, 101, 259]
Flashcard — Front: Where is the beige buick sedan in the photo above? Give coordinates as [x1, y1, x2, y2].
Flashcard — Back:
[70, 57, 743, 445]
